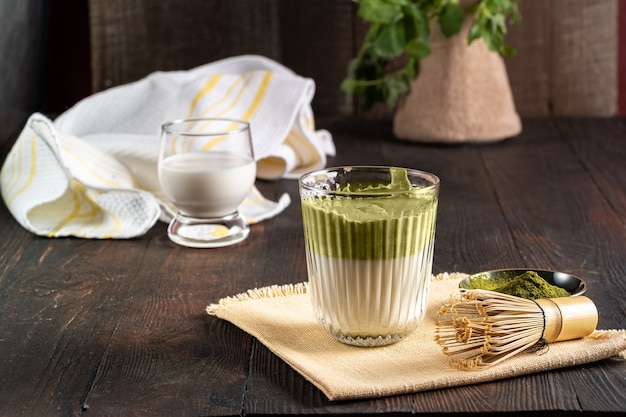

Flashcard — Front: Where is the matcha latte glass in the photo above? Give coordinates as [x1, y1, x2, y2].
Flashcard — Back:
[299, 166, 440, 346]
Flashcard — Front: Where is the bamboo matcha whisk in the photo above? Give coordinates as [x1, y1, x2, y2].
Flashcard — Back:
[435, 289, 598, 370]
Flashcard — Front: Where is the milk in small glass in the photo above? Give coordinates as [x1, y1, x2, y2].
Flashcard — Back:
[158, 118, 255, 248]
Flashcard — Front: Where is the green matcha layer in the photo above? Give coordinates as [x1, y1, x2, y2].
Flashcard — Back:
[301, 169, 438, 260]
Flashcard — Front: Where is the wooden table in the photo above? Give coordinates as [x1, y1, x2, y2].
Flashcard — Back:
[1, 118, 624, 416]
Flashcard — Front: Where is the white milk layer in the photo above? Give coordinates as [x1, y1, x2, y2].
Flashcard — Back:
[159, 151, 256, 218]
[306, 247, 433, 346]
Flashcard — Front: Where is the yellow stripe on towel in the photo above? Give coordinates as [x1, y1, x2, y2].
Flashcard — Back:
[201, 71, 273, 151]
[57, 135, 134, 188]
[198, 75, 245, 118]
[242, 71, 272, 121]
[198, 73, 254, 121]
[48, 180, 121, 238]
[189, 74, 222, 118]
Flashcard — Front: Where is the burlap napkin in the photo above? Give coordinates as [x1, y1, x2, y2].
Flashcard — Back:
[207, 272, 626, 401]
[1, 55, 334, 238]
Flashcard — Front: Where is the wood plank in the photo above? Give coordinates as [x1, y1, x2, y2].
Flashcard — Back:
[88, 0, 281, 93]
[559, 359, 626, 413]
[481, 118, 626, 330]
[550, 117, 626, 330]
[77, 225, 256, 415]
[0, 212, 252, 415]
[0, 0, 47, 144]
[552, 118, 626, 219]
[84, 0, 621, 120]
[277, 0, 357, 120]
[490, 0, 619, 117]
[241, 119, 626, 413]
[0, 232, 154, 414]
[505, 0, 551, 116]
[42, 0, 91, 113]
[1, 119, 624, 414]
[378, 131, 524, 273]
[549, 0, 618, 116]
[620, 0, 626, 115]
[477, 119, 626, 410]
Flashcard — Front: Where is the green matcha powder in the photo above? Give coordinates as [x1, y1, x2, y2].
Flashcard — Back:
[467, 271, 570, 299]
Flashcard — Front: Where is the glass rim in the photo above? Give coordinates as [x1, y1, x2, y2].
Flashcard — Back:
[299, 165, 440, 196]
[162, 117, 250, 137]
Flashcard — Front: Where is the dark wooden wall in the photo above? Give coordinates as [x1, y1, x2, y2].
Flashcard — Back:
[85, 0, 621, 120]
[87, 0, 359, 120]
[0, 1, 48, 143]
[506, 0, 619, 117]
[1, 0, 623, 146]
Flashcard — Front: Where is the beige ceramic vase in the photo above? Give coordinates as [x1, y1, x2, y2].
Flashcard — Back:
[393, 17, 522, 143]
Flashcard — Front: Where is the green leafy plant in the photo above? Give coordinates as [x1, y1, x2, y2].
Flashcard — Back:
[342, 0, 520, 110]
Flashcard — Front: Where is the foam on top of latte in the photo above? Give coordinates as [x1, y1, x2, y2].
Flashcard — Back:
[301, 168, 438, 260]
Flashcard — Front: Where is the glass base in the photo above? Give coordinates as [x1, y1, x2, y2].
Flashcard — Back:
[318, 316, 420, 347]
[334, 334, 405, 347]
[167, 212, 249, 248]
[323, 325, 416, 347]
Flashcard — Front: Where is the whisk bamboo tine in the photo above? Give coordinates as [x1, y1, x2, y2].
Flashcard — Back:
[435, 290, 598, 370]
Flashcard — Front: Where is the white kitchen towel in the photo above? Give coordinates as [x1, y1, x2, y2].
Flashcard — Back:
[0, 55, 334, 239]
